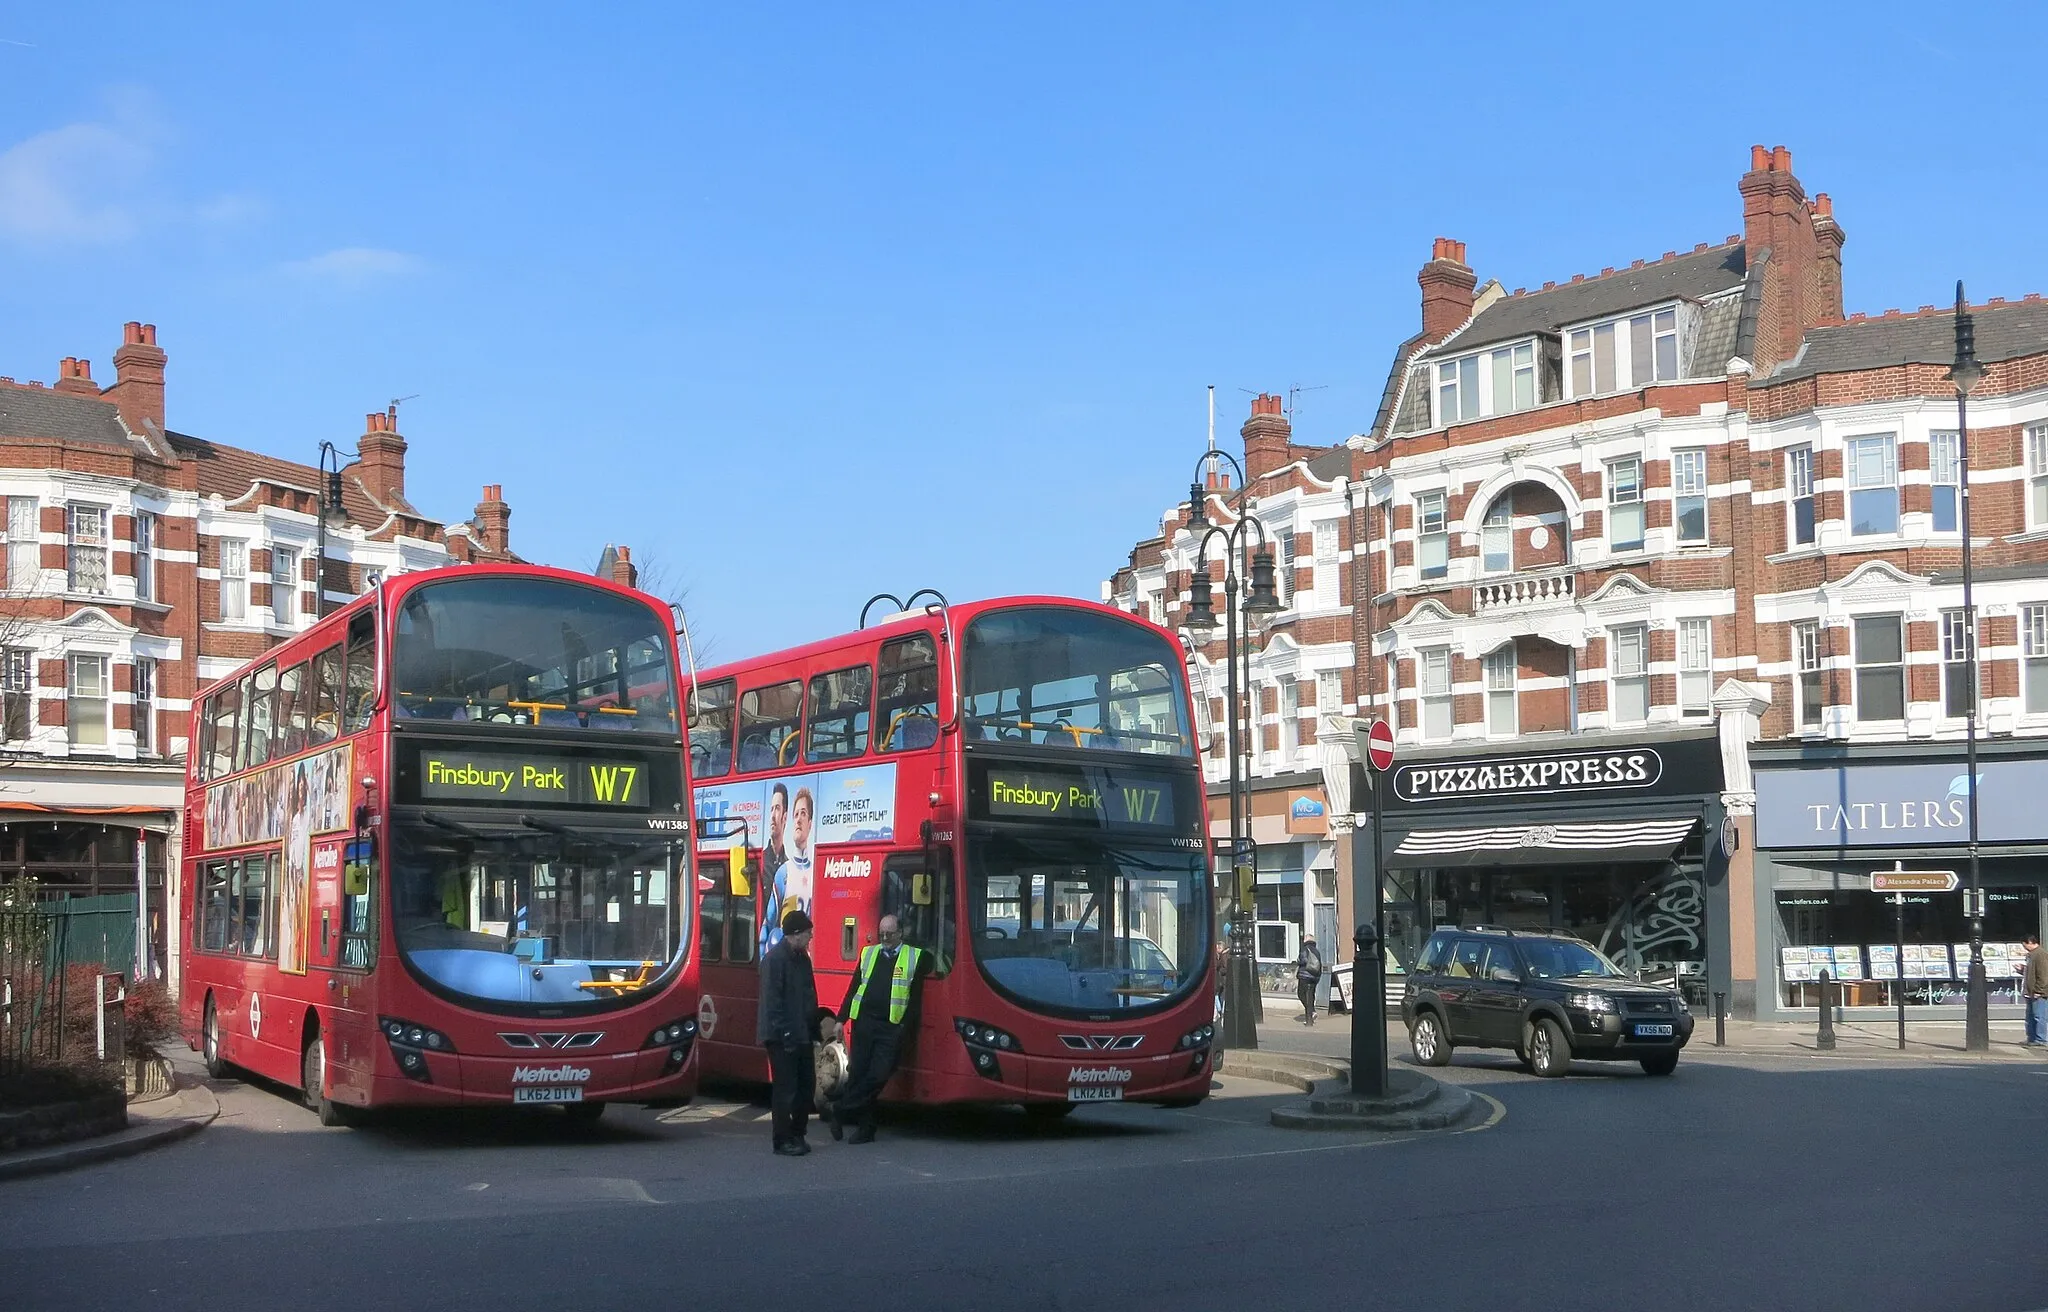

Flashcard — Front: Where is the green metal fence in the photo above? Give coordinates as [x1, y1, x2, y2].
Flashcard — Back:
[1, 907, 69, 1075]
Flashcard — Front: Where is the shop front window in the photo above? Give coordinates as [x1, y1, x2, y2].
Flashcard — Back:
[1773, 885, 2038, 1010]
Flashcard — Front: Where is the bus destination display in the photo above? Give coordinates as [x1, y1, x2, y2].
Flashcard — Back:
[417, 750, 649, 809]
[978, 764, 1180, 830]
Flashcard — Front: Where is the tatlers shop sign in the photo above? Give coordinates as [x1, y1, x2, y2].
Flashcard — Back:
[1382, 734, 1720, 811]
[1755, 758, 2048, 848]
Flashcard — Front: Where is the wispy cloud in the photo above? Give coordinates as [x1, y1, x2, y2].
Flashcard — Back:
[0, 117, 153, 243]
[195, 192, 268, 226]
[283, 246, 427, 284]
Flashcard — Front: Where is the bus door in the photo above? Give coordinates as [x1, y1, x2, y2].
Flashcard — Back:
[695, 851, 761, 1064]
[322, 836, 378, 1099]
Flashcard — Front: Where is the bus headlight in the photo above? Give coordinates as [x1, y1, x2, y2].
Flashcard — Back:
[379, 1015, 454, 1082]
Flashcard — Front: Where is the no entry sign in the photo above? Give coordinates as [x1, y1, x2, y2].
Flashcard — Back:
[1366, 720, 1395, 773]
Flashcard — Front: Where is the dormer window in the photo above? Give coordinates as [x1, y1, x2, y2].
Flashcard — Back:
[1568, 305, 1681, 398]
[1433, 340, 1538, 427]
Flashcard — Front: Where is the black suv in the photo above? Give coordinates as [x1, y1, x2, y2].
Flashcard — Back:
[1400, 926, 1693, 1077]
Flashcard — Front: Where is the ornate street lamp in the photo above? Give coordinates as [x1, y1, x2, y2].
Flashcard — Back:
[1182, 449, 1276, 1049]
[1948, 282, 1990, 1052]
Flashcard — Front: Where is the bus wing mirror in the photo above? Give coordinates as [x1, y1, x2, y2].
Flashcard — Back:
[911, 872, 934, 907]
[344, 863, 370, 896]
[728, 846, 752, 898]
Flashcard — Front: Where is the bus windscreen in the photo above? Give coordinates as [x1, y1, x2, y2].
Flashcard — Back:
[961, 607, 1192, 755]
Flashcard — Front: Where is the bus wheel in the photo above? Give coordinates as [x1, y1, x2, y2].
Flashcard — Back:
[1023, 1102, 1076, 1121]
[301, 1027, 356, 1128]
[562, 1101, 606, 1125]
[202, 996, 231, 1081]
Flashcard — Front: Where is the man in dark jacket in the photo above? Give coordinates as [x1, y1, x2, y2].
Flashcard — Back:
[1295, 934, 1324, 1026]
[824, 914, 933, 1145]
[2022, 933, 2047, 1047]
[757, 909, 821, 1155]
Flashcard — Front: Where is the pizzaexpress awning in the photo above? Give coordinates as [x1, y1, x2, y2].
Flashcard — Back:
[1384, 817, 1699, 869]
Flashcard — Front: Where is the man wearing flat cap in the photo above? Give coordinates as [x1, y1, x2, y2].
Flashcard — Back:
[758, 908, 824, 1156]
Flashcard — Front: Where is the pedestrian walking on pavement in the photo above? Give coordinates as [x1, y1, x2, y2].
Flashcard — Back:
[758, 908, 822, 1156]
[2022, 933, 2048, 1047]
[1295, 934, 1324, 1026]
[824, 914, 933, 1144]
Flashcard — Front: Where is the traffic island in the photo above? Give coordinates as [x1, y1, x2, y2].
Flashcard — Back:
[1223, 1050, 1480, 1132]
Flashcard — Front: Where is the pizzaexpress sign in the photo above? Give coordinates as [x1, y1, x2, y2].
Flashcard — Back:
[1385, 739, 1720, 809]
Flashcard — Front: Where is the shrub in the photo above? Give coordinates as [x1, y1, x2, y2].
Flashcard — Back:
[0, 1062, 118, 1112]
[122, 978, 179, 1059]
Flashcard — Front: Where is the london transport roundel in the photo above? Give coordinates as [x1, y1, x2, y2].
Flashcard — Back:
[1366, 720, 1395, 773]
[696, 993, 718, 1041]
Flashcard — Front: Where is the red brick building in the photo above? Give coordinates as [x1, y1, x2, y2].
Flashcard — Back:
[1108, 146, 2048, 1019]
[0, 322, 522, 971]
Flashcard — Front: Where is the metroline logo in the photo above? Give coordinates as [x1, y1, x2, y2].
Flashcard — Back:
[1067, 1066, 1133, 1084]
[823, 855, 871, 880]
[511, 1064, 592, 1084]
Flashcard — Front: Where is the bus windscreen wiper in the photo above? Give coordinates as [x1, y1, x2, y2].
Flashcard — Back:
[421, 811, 493, 841]
[520, 814, 676, 857]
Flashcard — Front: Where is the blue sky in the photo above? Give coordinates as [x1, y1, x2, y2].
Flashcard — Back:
[3, 4, 2044, 660]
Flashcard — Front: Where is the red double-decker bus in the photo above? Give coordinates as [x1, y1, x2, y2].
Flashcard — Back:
[178, 564, 701, 1124]
[688, 594, 1215, 1115]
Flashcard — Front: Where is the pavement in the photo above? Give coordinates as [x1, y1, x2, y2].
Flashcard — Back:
[1259, 1003, 2048, 1065]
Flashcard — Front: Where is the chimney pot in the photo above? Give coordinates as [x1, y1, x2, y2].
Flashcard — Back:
[1542, 280, 1555, 291]
[1917, 304, 1936, 314]
[1988, 296, 2007, 306]
[123, 322, 143, 345]
[141, 324, 156, 346]
[1693, 242, 1709, 253]
[1772, 145, 1791, 171]
[1663, 250, 1677, 260]
[1750, 144, 1769, 170]
[1600, 266, 1615, 277]
[1570, 273, 1585, 284]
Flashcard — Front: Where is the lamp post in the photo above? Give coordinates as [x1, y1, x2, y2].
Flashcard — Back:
[1948, 282, 1990, 1052]
[1183, 449, 1282, 1050]
[313, 441, 352, 620]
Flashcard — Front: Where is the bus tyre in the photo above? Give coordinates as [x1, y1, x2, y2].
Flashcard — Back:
[202, 996, 231, 1081]
[1024, 1101, 1076, 1121]
[302, 1028, 355, 1128]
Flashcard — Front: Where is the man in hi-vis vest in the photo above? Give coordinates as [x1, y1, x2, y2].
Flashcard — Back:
[825, 914, 933, 1144]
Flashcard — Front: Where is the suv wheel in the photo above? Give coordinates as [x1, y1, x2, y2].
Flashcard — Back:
[1527, 1018, 1572, 1078]
[1639, 1052, 1679, 1077]
[1409, 1011, 1452, 1067]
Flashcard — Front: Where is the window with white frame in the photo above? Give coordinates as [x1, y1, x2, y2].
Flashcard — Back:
[1279, 676, 1298, 756]
[1928, 431, 1960, 534]
[1940, 608, 1977, 720]
[1, 647, 31, 742]
[1610, 624, 1648, 725]
[67, 652, 108, 747]
[134, 656, 156, 756]
[1436, 355, 1480, 425]
[3, 497, 38, 593]
[1317, 670, 1343, 715]
[2024, 603, 2048, 714]
[1416, 492, 1449, 580]
[1419, 648, 1452, 741]
[1787, 446, 1816, 547]
[1490, 342, 1536, 414]
[1311, 521, 1338, 609]
[1481, 499, 1512, 573]
[2027, 426, 2048, 529]
[1852, 615, 1905, 721]
[65, 504, 108, 595]
[1569, 322, 1617, 397]
[1845, 434, 1900, 536]
[1678, 619, 1712, 716]
[1793, 620, 1823, 731]
[1275, 533, 1295, 606]
[133, 511, 156, 602]
[1673, 449, 1708, 545]
[220, 540, 249, 621]
[1628, 308, 1680, 387]
[1606, 457, 1645, 551]
[272, 546, 299, 626]
[1483, 646, 1517, 734]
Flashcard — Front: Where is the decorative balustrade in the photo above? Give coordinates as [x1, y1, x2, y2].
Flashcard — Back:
[1472, 570, 1575, 612]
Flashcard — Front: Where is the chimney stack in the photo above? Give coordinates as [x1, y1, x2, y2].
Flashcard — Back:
[1739, 144, 1829, 368]
[53, 357, 98, 397]
[1419, 237, 1477, 344]
[610, 545, 638, 590]
[355, 406, 409, 507]
[1810, 191, 1847, 326]
[107, 322, 166, 433]
[1242, 393, 1292, 480]
[473, 484, 511, 556]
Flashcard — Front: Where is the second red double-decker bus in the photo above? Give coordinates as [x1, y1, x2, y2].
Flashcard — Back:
[688, 594, 1215, 1115]
[178, 564, 701, 1124]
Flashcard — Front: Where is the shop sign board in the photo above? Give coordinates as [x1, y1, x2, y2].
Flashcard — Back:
[1382, 734, 1721, 810]
[1755, 758, 2048, 848]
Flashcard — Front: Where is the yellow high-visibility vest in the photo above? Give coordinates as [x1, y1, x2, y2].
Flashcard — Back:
[848, 944, 923, 1025]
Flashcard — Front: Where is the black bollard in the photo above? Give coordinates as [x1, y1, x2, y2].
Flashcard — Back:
[1816, 970, 1836, 1050]
[1714, 991, 1726, 1047]
[1350, 922, 1387, 1098]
